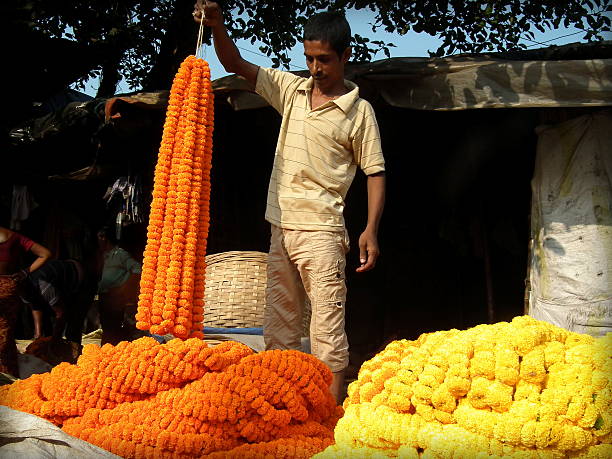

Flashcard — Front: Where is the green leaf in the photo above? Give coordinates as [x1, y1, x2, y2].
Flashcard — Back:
[19, 0, 606, 91]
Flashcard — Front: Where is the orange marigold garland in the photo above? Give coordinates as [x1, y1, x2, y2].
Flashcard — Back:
[138, 58, 192, 329]
[190, 64, 213, 340]
[0, 338, 342, 459]
[136, 54, 214, 338]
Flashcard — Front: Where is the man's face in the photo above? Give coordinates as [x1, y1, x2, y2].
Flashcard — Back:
[304, 40, 350, 90]
[97, 232, 107, 246]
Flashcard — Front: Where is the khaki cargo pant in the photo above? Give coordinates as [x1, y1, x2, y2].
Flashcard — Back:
[264, 224, 350, 372]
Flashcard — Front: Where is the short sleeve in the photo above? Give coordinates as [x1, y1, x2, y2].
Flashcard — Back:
[16, 233, 34, 252]
[255, 67, 304, 115]
[122, 251, 142, 275]
[352, 102, 385, 175]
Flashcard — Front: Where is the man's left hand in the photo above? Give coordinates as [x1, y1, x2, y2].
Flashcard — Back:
[356, 229, 380, 272]
[11, 269, 29, 282]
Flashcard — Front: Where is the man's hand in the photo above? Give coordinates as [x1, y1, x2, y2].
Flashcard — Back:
[356, 229, 380, 272]
[193, 0, 223, 27]
[11, 269, 29, 282]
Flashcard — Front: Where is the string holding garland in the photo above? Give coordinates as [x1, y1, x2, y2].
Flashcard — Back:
[195, 11, 207, 59]
[136, 13, 214, 339]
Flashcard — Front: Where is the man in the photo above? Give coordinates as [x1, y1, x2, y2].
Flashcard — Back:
[24, 258, 96, 345]
[96, 227, 143, 345]
[194, 1, 386, 403]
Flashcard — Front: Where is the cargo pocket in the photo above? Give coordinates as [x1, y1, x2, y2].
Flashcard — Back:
[314, 298, 346, 337]
[316, 259, 347, 303]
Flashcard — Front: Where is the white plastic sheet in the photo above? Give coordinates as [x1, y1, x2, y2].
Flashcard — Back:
[0, 406, 119, 458]
[528, 111, 612, 336]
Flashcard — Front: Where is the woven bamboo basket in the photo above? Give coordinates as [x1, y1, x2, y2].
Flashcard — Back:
[204, 251, 311, 336]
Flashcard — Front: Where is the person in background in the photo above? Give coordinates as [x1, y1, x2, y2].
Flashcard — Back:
[96, 226, 143, 345]
[0, 224, 51, 376]
[23, 258, 97, 345]
[194, 2, 386, 403]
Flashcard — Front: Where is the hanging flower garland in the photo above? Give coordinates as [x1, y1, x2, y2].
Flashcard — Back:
[136, 53, 213, 339]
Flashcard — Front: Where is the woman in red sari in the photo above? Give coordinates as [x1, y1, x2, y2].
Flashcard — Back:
[0, 225, 51, 376]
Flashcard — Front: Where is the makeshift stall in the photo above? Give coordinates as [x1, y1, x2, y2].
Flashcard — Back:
[1, 40, 611, 458]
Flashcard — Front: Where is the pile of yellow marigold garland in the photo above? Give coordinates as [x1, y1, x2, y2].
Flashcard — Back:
[314, 316, 611, 458]
[136, 54, 213, 339]
[0, 337, 342, 458]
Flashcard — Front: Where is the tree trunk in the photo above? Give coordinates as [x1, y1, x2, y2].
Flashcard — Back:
[142, 0, 208, 91]
[96, 56, 122, 98]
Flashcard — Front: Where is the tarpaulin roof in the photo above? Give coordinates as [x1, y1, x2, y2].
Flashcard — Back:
[211, 41, 612, 111]
[7, 41, 611, 181]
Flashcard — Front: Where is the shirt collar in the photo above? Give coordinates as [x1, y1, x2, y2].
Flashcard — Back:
[298, 77, 359, 113]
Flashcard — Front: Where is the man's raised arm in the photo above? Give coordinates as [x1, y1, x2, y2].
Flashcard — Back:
[193, 0, 259, 84]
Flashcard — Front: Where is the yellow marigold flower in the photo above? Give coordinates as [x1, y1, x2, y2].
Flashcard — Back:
[495, 346, 520, 386]
[514, 380, 542, 402]
[422, 364, 446, 384]
[428, 353, 450, 373]
[467, 377, 492, 409]
[509, 399, 539, 422]
[431, 409, 454, 425]
[593, 410, 611, 438]
[485, 380, 514, 412]
[397, 445, 419, 459]
[396, 368, 419, 385]
[577, 443, 612, 458]
[557, 425, 584, 451]
[470, 350, 496, 380]
[512, 325, 544, 356]
[448, 351, 471, 367]
[521, 346, 547, 384]
[565, 332, 595, 348]
[431, 384, 456, 413]
[594, 386, 611, 408]
[447, 361, 470, 378]
[317, 318, 611, 459]
[579, 404, 600, 429]
[540, 388, 571, 416]
[493, 415, 523, 445]
[415, 403, 435, 422]
[370, 392, 388, 408]
[359, 382, 378, 403]
[446, 375, 471, 399]
[536, 420, 563, 448]
[591, 370, 608, 391]
[412, 384, 434, 405]
[471, 325, 497, 352]
[544, 341, 566, 368]
[386, 389, 413, 412]
[454, 400, 498, 438]
[566, 396, 588, 423]
[566, 343, 595, 365]
[520, 420, 538, 448]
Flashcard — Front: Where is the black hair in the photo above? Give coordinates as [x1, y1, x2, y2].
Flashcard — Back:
[97, 225, 119, 245]
[303, 11, 351, 58]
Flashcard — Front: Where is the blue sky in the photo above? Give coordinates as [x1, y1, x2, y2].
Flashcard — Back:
[78, 8, 606, 95]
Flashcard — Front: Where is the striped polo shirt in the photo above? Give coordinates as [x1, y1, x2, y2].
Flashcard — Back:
[255, 67, 385, 232]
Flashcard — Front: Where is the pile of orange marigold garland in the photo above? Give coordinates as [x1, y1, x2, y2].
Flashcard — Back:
[0, 337, 342, 458]
[136, 54, 213, 339]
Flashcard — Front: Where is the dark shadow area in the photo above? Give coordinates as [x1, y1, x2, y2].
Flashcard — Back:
[203, 101, 549, 370]
[3, 39, 609, 370]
